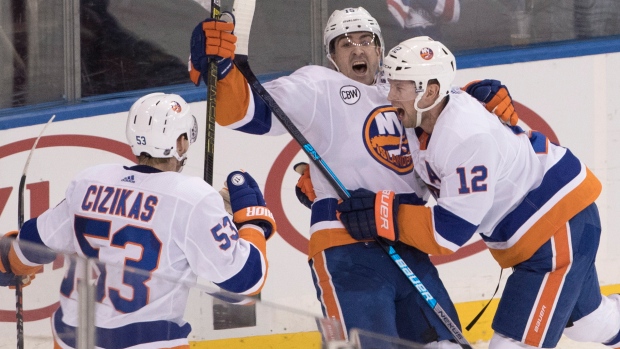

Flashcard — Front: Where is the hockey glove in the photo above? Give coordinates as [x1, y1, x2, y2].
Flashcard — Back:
[293, 162, 316, 209]
[189, 12, 237, 85]
[463, 79, 519, 126]
[0, 231, 37, 288]
[337, 189, 426, 244]
[227, 171, 276, 240]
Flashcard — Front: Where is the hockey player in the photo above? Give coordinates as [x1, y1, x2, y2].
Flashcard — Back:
[189, 7, 515, 347]
[0, 93, 276, 349]
[337, 36, 620, 348]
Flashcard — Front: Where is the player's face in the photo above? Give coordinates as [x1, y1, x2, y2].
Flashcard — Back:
[387, 79, 418, 127]
[331, 32, 381, 85]
[175, 136, 190, 172]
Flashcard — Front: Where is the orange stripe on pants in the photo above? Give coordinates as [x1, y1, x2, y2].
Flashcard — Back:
[524, 224, 572, 346]
[312, 252, 346, 340]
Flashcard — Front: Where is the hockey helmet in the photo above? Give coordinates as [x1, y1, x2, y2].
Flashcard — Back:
[383, 36, 456, 99]
[323, 7, 384, 69]
[126, 93, 198, 161]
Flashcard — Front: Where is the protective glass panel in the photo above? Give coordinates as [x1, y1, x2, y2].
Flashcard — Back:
[0, 239, 345, 348]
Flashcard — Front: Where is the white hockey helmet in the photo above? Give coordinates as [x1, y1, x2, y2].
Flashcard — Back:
[323, 7, 384, 68]
[383, 36, 456, 98]
[126, 93, 198, 161]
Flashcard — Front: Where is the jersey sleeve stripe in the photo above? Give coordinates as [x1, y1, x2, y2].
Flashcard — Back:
[17, 218, 57, 264]
[215, 241, 266, 295]
[215, 67, 273, 134]
[215, 67, 252, 126]
[397, 204, 468, 255]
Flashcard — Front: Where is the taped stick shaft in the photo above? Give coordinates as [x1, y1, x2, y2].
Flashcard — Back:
[232, 0, 255, 55]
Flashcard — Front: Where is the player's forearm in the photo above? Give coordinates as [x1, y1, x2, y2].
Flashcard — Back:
[397, 204, 478, 256]
[215, 66, 252, 126]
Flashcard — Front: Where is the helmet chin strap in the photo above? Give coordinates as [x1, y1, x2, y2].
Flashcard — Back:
[413, 91, 447, 128]
[327, 55, 340, 72]
[173, 151, 187, 173]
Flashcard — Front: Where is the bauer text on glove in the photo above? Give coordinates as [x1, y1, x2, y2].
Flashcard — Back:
[336, 188, 425, 243]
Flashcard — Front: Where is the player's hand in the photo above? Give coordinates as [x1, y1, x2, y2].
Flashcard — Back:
[189, 12, 237, 86]
[337, 189, 425, 244]
[0, 231, 37, 288]
[218, 186, 233, 215]
[227, 171, 277, 239]
[293, 162, 316, 209]
[463, 79, 519, 126]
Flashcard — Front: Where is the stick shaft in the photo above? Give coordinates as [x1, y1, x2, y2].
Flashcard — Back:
[15, 115, 55, 349]
[204, 0, 221, 185]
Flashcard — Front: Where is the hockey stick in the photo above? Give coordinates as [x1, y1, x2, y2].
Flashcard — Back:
[231, 2, 471, 348]
[15, 114, 56, 349]
[204, 0, 222, 185]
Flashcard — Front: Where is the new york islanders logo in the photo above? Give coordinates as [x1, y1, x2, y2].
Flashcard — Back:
[420, 47, 434, 60]
[170, 101, 182, 113]
[363, 106, 413, 174]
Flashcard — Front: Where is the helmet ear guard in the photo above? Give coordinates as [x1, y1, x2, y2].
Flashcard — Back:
[126, 93, 198, 161]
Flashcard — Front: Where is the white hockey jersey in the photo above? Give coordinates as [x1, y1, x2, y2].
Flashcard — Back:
[399, 92, 601, 268]
[12, 164, 268, 348]
[216, 65, 424, 258]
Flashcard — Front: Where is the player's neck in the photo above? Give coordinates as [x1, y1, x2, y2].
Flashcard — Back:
[420, 98, 448, 134]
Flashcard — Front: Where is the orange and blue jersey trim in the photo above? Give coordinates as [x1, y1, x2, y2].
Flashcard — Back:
[397, 204, 475, 256]
[216, 228, 267, 296]
[486, 149, 601, 268]
[307, 198, 369, 260]
[215, 66, 274, 134]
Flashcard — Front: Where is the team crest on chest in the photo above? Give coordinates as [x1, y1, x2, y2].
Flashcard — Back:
[362, 106, 413, 174]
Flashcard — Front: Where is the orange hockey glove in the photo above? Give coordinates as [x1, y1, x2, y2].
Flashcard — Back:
[463, 79, 519, 126]
[0, 231, 39, 288]
[293, 162, 316, 209]
[189, 13, 237, 85]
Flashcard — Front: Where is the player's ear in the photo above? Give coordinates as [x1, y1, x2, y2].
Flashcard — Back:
[177, 134, 189, 156]
[425, 82, 441, 99]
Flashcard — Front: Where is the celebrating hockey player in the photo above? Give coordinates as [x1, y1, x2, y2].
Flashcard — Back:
[336, 36, 620, 348]
[189, 7, 516, 347]
[0, 93, 276, 349]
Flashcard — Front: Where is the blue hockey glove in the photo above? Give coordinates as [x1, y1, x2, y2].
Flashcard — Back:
[293, 162, 316, 209]
[189, 12, 237, 85]
[463, 79, 519, 126]
[337, 189, 425, 244]
[227, 171, 276, 240]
